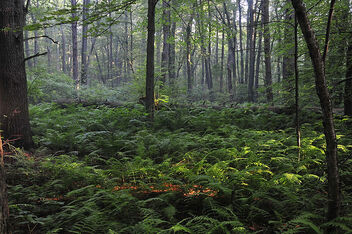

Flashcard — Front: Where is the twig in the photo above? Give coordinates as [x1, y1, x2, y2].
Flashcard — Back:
[24, 35, 59, 44]
[24, 52, 48, 62]
[322, 0, 336, 64]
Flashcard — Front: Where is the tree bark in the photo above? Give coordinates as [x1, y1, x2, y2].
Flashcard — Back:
[292, 0, 341, 226]
[0, 0, 33, 149]
[283, 0, 295, 105]
[81, 0, 90, 85]
[237, 0, 244, 83]
[146, 0, 158, 117]
[161, 0, 170, 86]
[71, 0, 79, 88]
[345, 42, 352, 116]
[263, 0, 273, 103]
[186, 13, 194, 95]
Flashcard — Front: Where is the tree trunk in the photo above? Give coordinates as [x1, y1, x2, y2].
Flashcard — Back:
[161, 0, 170, 86]
[283, 0, 295, 105]
[220, 29, 225, 93]
[292, 0, 341, 226]
[237, 0, 244, 84]
[186, 14, 194, 95]
[247, 0, 256, 102]
[263, 0, 273, 103]
[81, 0, 90, 85]
[0, 157, 8, 234]
[71, 0, 79, 88]
[0, 0, 33, 149]
[255, 22, 262, 100]
[24, 30, 32, 68]
[345, 42, 352, 116]
[146, 0, 158, 117]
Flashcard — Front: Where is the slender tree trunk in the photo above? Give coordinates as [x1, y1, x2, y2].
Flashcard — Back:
[207, 0, 213, 93]
[247, 0, 256, 102]
[81, 0, 90, 85]
[161, 0, 170, 86]
[220, 29, 225, 93]
[263, 0, 273, 103]
[71, 0, 79, 88]
[146, 0, 158, 117]
[294, 16, 301, 161]
[186, 14, 194, 95]
[238, 0, 244, 83]
[255, 23, 262, 100]
[292, 0, 340, 226]
[283, 0, 295, 105]
[169, 19, 176, 85]
[24, 30, 32, 68]
[227, 43, 233, 95]
[345, 42, 352, 116]
[95, 50, 104, 84]
[44, 28, 52, 69]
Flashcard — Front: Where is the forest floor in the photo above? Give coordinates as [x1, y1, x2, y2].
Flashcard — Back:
[5, 103, 352, 233]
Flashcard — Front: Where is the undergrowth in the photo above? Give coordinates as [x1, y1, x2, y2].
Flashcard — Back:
[6, 103, 352, 233]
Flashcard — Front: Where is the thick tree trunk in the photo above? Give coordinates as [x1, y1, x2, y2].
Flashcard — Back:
[345, 42, 352, 116]
[71, 0, 79, 88]
[0, 159, 8, 234]
[292, 0, 341, 226]
[263, 0, 273, 103]
[146, 0, 158, 117]
[0, 0, 33, 149]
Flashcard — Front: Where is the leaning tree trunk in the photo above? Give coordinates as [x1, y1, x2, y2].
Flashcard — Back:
[291, 0, 341, 227]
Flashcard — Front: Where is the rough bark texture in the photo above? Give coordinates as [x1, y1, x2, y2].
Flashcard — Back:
[263, 0, 273, 103]
[292, 0, 341, 225]
[0, 0, 33, 149]
[345, 42, 352, 116]
[0, 159, 8, 234]
[146, 0, 157, 118]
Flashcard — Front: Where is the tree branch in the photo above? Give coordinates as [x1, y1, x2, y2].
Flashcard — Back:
[322, 0, 336, 64]
[23, 35, 59, 44]
[24, 52, 48, 62]
[25, 0, 31, 14]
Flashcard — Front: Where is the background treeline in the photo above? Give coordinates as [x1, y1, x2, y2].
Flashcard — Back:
[24, 0, 351, 114]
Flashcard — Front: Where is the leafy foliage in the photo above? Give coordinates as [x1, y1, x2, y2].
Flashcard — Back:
[6, 104, 352, 233]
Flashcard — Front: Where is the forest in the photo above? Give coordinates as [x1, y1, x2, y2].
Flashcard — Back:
[0, 0, 352, 233]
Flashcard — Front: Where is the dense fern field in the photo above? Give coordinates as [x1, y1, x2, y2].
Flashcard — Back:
[6, 104, 352, 233]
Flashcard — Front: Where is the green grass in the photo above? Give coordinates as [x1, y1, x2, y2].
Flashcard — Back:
[6, 103, 352, 233]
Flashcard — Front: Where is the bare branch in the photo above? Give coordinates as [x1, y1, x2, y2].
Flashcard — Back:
[322, 0, 336, 64]
[24, 52, 48, 62]
[23, 35, 59, 44]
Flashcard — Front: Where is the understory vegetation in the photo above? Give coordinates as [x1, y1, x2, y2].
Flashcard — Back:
[6, 103, 352, 233]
